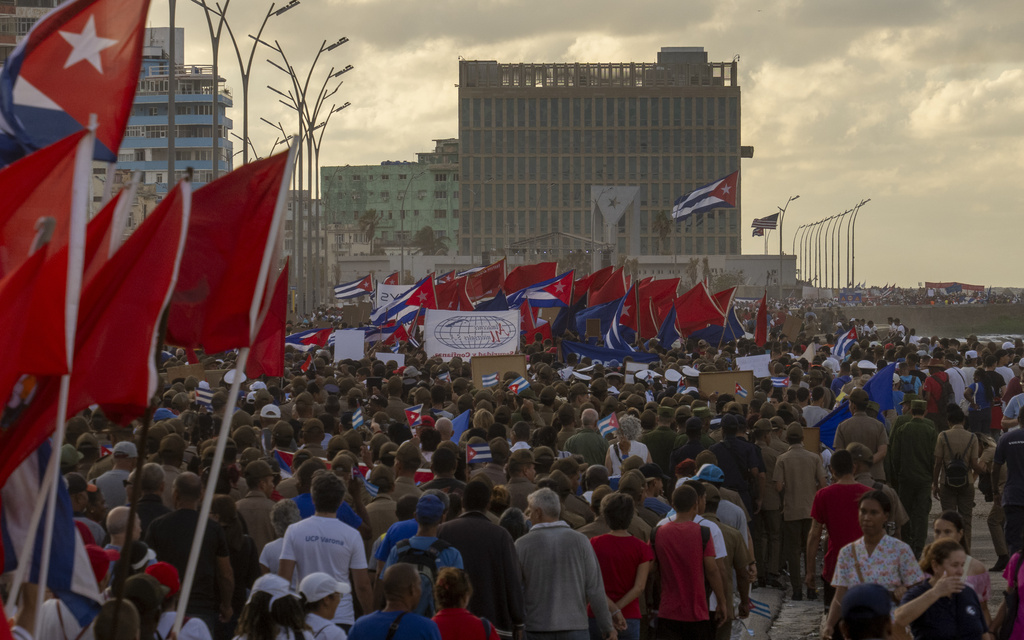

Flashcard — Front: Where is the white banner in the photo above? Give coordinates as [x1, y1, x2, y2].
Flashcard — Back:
[736, 354, 772, 378]
[376, 283, 411, 307]
[424, 309, 520, 361]
[333, 329, 365, 362]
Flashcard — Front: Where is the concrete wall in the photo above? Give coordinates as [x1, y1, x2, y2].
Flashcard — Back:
[814, 304, 1024, 338]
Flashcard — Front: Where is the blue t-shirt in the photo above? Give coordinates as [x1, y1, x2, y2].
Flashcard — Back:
[374, 519, 419, 562]
[994, 428, 1024, 507]
[644, 497, 672, 517]
[292, 493, 362, 529]
[900, 580, 986, 640]
[969, 382, 992, 411]
[382, 536, 463, 616]
[348, 610, 441, 640]
[830, 375, 852, 396]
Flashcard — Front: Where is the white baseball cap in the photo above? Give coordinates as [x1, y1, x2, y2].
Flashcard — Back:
[260, 404, 282, 419]
[299, 572, 351, 602]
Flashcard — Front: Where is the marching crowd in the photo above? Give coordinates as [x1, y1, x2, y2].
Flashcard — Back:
[7, 314, 1024, 640]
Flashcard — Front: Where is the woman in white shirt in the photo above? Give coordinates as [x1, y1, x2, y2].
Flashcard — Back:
[299, 573, 351, 640]
[605, 414, 651, 476]
[233, 574, 313, 640]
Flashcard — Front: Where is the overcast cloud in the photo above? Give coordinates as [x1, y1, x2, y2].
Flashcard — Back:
[161, 0, 1024, 288]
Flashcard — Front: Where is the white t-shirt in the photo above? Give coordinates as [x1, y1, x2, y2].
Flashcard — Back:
[305, 612, 347, 640]
[158, 612, 213, 640]
[606, 440, 650, 475]
[260, 537, 299, 590]
[280, 515, 367, 624]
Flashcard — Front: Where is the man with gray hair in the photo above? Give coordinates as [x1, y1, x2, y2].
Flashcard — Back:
[515, 487, 617, 640]
[105, 506, 140, 551]
[565, 408, 609, 467]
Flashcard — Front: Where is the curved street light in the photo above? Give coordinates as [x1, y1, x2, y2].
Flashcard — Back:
[776, 194, 799, 300]
[848, 199, 871, 287]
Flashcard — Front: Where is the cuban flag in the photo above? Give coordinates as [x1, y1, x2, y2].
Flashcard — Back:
[735, 383, 749, 399]
[771, 376, 789, 388]
[2, 443, 103, 626]
[598, 412, 619, 437]
[605, 287, 637, 351]
[436, 371, 451, 383]
[334, 274, 373, 301]
[363, 324, 401, 344]
[750, 597, 771, 619]
[834, 326, 858, 359]
[467, 443, 492, 464]
[506, 271, 573, 308]
[481, 373, 499, 388]
[300, 354, 314, 373]
[382, 272, 400, 285]
[435, 270, 456, 284]
[671, 171, 738, 222]
[370, 275, 436, 326]
[405, 403, 423, 428]
[286, 328, 334, 352]
[359, 474, 379, 499]
[195, 386, 213, 410]
[0, 0, 151, 165]
[390, 342, 400, 354]
[352, 407, 363, 429]
[508, 376, 530, 395]
[274, 450, 295, 478]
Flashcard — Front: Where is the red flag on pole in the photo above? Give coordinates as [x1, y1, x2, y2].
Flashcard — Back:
[505, 261, 557, 294]
[166, 151, 292, 353]
[247, 259, 289, 379]
[755, 291, 769, 347]
[675, 281, 726, 337]
[465, 258, 505, 301]
[590, 267, 627, 306]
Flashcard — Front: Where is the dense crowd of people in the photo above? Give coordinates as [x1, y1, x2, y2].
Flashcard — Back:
[6, 312, 1024, 640]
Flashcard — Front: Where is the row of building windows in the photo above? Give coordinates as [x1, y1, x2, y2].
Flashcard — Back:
[460, 210, 737, 236]
[326, 190, 459, 202]
[460, 96, 739, 130]
[132, 104, 215, 117]
[458, 127, 738, 156]
[463, 154, 738, 185]
[460, 235, 738, 257]
[330, 209, 456, 220]
[327, 172, 457, 182]
[124, 124, 229, 139]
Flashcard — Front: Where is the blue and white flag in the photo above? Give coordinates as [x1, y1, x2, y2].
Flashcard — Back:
[450, 410, 470, 442]
[561, 341, 660, 367]
[508, 376, 530, 395]
[671, 171, 738, 222]
[195, 385, 213, 409]
[834, 326, 858, 359]
[818, 362, 897, 447]
[481, 373, 499, 388]
[359, 473, 379, 499]
[334, 274, 373, 301]
[467, 443, 493, 464]
[598, 412, 619, 437]
[771, 376, 789, 388]
[437, 371, 451, 383]
[352, 407, 364, 429]
[749, 597, 771, 619]
[735, 383, 749, 399]
[505, 271, 573, 308]
[604, 287, 636, 351]
[370, 275, 434, 326]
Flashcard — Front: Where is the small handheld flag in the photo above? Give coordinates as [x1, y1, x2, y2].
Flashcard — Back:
[450, 409, 470, 442]
[300, 354, 313, 373]
[390, 342, 400, 354]
[834, 326, 858, 359]
[467, 443, 493, 464]
[195, 387, 213, 409]
[771, 376, 789, 388]
[598, 412, 619, 437]
[405, 404, 423, 428]
[508, 376, 531, 395]
[359, 473, 379, 499]
[352, 407, 364, 429]
[437, 371, 451, 383]
[481, 373, 499, 388]
[645, 390, 655, 404]
[735, 383, 749, 399]
[274, 450, 294, 478]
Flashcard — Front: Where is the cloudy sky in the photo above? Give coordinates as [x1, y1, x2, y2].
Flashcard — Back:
[161, 0, 1024, 288]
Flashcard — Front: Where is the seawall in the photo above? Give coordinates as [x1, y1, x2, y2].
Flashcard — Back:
[813, 304, 1024, 338]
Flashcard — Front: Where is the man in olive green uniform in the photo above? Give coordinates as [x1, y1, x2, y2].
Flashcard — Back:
[834, 389, 888, 482]
[887, 399, 938, 557]
[641, 405, 679, 476]
[563, 408, 608, 467]
[847, 443, 909, 539]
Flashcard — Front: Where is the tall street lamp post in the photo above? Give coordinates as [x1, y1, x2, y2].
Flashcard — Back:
[776, 195, 799, 300]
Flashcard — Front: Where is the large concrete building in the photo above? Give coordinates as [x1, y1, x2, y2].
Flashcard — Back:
[0, 0, 60, 65]
[457, 46, 750, 268]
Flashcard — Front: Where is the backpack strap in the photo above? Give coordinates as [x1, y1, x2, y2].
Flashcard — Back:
[385, 612, 408, 640]
[482, 617, 493, 639]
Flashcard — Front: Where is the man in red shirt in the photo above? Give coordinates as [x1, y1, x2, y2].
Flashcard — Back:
[805, 449, 868, 613]
[923, 357, 952, 430]
[650, 485, 726, 640]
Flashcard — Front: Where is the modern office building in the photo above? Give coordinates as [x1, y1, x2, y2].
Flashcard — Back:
[457, 47, 750, 266]
[116, 28, 232, 193]
[0, 0, 61, 66]
[320, 138, 460, 254]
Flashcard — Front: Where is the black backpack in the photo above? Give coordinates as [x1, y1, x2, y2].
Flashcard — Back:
[935, 373, 956, 408]
[943, 432, 975, 488]
[394, 538, 452, 616]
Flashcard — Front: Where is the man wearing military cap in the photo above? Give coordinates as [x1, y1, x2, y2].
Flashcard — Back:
[506, 449, 538, 511]
[886, 398, 937, 556]
[642, 404, 680, 477]
[834, 389, 888, 482]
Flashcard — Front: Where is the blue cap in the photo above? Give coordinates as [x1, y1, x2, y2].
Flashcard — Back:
[415, 494, 445, 524]
[153, 408, 176, 422]
[841, 584, 891, 620]
[694, 464, 725, 484]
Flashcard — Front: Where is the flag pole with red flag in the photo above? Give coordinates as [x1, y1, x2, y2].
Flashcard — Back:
[755, 290, 769, 347]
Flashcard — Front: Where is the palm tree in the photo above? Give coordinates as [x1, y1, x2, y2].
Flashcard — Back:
[685, 257, 700, 288]
[412, 226, 449, 256]
[357, 209, 382, 255]
[651, 211, 674, 255]
[701, 256, 711, 283]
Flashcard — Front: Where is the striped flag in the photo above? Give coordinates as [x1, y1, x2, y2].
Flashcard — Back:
[195, 387, 213, 409]
[735, 383, 748, 399]
[508, 376, 530, 395]
[352, 407, 363, 429]
[598, 412, 619, 437]
[359, 473, 379, 499]
[771, 376, 789, 388]
[749, 597, 771, 619]
[436, 371, 451, 383]
[834, 326, 858, 359]
[467, 443, 492, 464]
[671, 171, 738, 222]
[751, 213, 779, 230]
[481, 373, 499, 388]
[274, 450, 294, 478]
[405, 404, 423, 428]
[333, 274, 373, 301]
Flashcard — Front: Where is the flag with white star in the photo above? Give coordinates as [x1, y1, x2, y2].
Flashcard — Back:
[505, 270, 574, 308]
[0, 0, 152, 165]
[671, 171, 739, 222]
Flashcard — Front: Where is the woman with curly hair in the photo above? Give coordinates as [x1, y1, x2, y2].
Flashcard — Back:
[233, 574, 311, 640]
[604, 414, 651, 476]
[431, 568, 498, 640]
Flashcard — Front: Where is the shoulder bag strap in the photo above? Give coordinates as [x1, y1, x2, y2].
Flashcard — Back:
[851, 540, 867, 584]
[385, 612, 408, 640]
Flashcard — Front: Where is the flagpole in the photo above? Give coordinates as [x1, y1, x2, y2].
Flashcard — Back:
[172, 347, 250, 636]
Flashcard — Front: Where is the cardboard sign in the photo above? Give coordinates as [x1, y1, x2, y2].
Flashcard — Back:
[586, 318, 602, 339]
[735, 354, 772, 379]
[697, 370, 756, 405]
[374, 352, 405, 367]
[625, 361, 649, 385]
[471, 354, 528, 390]
[333, 329, 366, 362]
[779, 315, 803, 340]
[804, 427, 821, 456]
[205, 369, 228, 386]
[166, 363, 205, 383]
[539, 308, 560, 325]
[342, 301, 373, 326]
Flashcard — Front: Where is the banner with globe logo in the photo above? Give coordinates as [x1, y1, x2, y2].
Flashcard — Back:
[424, 309, 520, 361]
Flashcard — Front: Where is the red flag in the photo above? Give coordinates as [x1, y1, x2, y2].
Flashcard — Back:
[166, 149, 294, 353]
[590, 267, 627, 306]
[505, 261, 557, 294]
[638, 278, 679, 339]
[82, 186, 130, 286]
[465, 258, 505, 301]
[0, 0, 152, 163]
[675, 281, 726, 337]
[383, 272, 400, 285]
[300, 328, 333, 348]
[712, 287, 736, 316]
[300, 353, 313, 373]
[247, 259, 289, 379]
[754, 291, 768, 347]
[0, 181, 189, 490]
[572, 265, 614, 304]
[436, 278, 470, 310]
